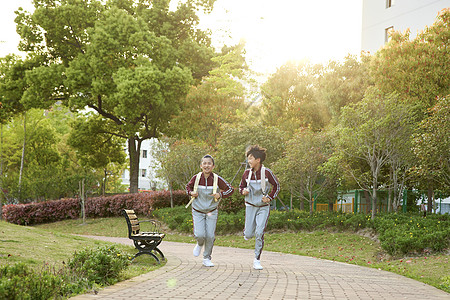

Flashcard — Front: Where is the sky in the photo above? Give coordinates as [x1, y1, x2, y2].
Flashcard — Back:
[0, 0, 362, 75]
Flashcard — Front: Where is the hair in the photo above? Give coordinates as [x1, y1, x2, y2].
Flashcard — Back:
[245, 145, 266, 163]
[201, 154, 215, 165]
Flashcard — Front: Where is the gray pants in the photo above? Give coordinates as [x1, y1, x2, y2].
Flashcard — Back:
[192, 209, 218, 260]
[244, 205, 270, 260]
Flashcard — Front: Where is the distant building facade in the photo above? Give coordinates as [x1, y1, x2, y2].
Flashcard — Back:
[121, 138, 167, 191]
[361, 0, 450, 54]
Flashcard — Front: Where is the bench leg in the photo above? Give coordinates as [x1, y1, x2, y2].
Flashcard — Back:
[152, 247, 165, 261]
[133, 251, 160, 263]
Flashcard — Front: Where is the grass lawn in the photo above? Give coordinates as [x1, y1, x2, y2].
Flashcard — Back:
[24, 216, 450, 293]
[0, 220, 164, 282]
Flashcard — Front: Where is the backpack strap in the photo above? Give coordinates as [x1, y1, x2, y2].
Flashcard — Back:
[185, 172, 202, 208]
[261, 165, 266, 195]
[246, 166, 267, 195]
[213, 173, 219, 202]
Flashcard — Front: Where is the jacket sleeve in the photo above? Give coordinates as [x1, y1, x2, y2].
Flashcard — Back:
[185, 175, 197, 196]
[239, 170, 249, 195]
[217, 175, 234, 198]
[266, 168, 280, 200]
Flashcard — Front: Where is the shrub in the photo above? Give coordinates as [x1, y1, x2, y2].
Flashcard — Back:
[2, 190, 189, 225]
[154, 207, 449, 256]
[68, 245, 130, 285]
[0, 263, 89, 300]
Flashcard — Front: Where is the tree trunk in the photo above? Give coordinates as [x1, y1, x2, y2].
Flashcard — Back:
[371, 176, 377, 219]
[102, 168, 107, 196]
[309, 198, 313, 215]
[169, 182, 173, 208]
[388, 169, 393, 212]
[80, 179, 85, 224]
[300, 197, 304, 211]
[18, 112, 26, 202]
[290, 188, 293, 211]
[427, 185, 433, 214]
[128, 137, 141, 193]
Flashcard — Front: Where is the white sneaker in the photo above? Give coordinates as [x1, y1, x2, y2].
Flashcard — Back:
[253, 259, 263, 270]
[193, 244, 202, 257]
[203, 258, 214, 267]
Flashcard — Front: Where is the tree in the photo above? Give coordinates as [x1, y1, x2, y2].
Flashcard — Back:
[318, 54, 372, 120]
[216, 124, 286, 185]
[412, 95, 450, 194]
[260, 60, 329, 134]
[67, 113, 127, 195]
[273, 129, 333, 213]
[370, 8, 450, 110]
[153, 137, 212, 190]
[370, 9, 450, 210]
[167, 42, 248, 147]
[332, 90, 419, 218]
[0, 108, 86, 201]
[15, 0, 217, 193]
[0, 55, 46, 202]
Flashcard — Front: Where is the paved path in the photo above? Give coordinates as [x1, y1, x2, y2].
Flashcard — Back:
[71, 236, 449, 300]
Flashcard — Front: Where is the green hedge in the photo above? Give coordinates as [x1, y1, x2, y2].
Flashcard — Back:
[154, 206, 450, 256]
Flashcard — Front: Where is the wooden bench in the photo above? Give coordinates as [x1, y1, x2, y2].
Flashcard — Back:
[121, 209, 165, 263]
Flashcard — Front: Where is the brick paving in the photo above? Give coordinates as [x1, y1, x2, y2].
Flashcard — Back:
[71, 236, 449, 300]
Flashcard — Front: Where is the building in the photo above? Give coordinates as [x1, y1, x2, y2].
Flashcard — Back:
[361, 0, 450, 54]
[121, 138, 167, 191]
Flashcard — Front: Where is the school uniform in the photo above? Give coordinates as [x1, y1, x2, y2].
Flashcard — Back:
[186, 173, 234, 260]
[239, 166, 280, 260]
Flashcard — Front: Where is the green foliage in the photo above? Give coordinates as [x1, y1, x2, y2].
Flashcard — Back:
[0, 245, 132, 298]
[167, 43, 249, 147]
[260, 60, 329, 133]
[68, 245, 130, 286]
[14, 0, 217, 193]
[370, 8, 450, 109]
[0, 262, 89, 300]
[216, 124, 286, 182]
[370, 213, 450, 255]
[153, 205, 245, 234]
[0, 107, 90, 202]
[155, 206, 449, 256]
[330, 90, 420, 216]
[273, 129, 335, 212]
[153, 138, 213, 190]
[412, 95, 450, 192]
[318, 54, 372, 119]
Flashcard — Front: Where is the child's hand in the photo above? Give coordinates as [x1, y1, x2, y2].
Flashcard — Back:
[211, 193, 221, 201]
[242, 188, 249, 196]
[262, 196, 271, 203]
[190, 191, 199, 197]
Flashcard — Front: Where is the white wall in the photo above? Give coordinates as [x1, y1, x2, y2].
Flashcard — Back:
[361, 0, 450, 54]
[121, 138, 168, 191]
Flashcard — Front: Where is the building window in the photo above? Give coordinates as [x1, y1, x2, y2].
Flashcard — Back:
[142, 150, 147, 158]
[386, 0, 395, 8]
[141, 169, 147, 177]
[385, 26, 394, 43]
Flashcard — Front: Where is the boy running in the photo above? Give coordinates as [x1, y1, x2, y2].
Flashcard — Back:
[186, 155, 234, 267]
[239, 145, 280, 270]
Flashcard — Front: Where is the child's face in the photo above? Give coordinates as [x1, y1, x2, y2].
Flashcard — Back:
[247, 154, 261, 169]
[200, 157, 215, 174]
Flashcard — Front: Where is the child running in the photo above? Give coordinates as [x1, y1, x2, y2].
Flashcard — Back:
[239, 145, 280, 270]
[186, 154, 234, 267]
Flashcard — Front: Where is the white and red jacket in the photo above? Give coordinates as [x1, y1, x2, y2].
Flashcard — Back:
[186, 173, 234, 213]
[239, 166, 280, 207]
